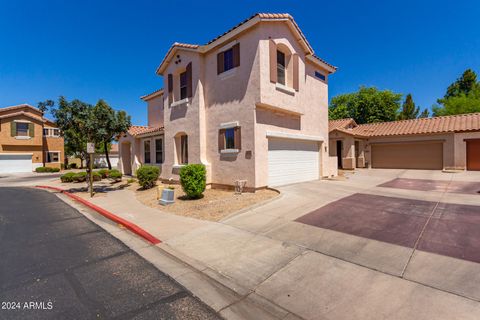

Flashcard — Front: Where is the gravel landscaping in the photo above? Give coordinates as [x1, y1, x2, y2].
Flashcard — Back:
[131, 183, 279, 222]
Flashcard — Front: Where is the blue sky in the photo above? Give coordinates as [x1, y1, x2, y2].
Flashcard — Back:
[1, 0, 479, 124]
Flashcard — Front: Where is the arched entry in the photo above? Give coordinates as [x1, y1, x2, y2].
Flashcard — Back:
[121, 142, 132, 175]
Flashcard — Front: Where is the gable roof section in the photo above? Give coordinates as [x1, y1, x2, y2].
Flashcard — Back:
[329, 118, 357, 132]
[0, 104, 42, 115]
[156, 13, 336, 75]
[127, 125, 164, 137]
[0, 111, 46, 122]
[329, 113, 480, 138]
[141, 88, 164, 101]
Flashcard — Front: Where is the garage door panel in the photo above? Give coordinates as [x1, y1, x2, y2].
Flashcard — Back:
[0, 154, 33, 173]
[268, 139, 319, 187]
[371, 143, 443, 170]
[466, 140, 480, 171]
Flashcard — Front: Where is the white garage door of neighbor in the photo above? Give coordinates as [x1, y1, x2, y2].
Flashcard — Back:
[268, 138, 319, 187]
[0, 154, 33, 173]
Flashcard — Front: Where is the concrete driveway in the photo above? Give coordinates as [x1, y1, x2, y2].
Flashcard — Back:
[0, 172, 63, 187]
[222, 169, 480, 317]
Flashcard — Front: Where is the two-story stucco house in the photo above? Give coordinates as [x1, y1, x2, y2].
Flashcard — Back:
[118, 13, 337, 189]
[0, 104, 64, 173]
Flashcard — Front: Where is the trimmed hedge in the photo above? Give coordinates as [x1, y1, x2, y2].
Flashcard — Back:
[92, 171, 102, 182]
[108, 169, 122, 182]
[68, 163, 77, 169]
[35, 166, 60, 173]
[136, 165, 160, 189]
[179, 164, 206, 199]
[60, 172, 76, 183]
[98, 169, 110, 179]
[73, 172, 87, 182]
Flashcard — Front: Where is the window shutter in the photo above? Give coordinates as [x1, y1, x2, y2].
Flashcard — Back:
[217, 51, 224, 74]
[186, 62, 192, 98]
[168, 73, 173, 106]
[234, 127, 241, 150]
[218, 129, 226, 151]
[233, 43, 240, 68]
[11, 122, 16, 137]
[28, 123, 34, 137]
[269, 40, 277, 83]
[292, 53, 299, 91]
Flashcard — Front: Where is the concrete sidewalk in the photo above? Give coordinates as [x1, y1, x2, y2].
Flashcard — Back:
[43, 174, 480, 320]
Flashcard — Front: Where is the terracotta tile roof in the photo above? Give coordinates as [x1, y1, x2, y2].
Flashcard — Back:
[140, 88, 164, 101]
[0, 110, 46, 122]
[127, 125, 164, 137]
[156, 13, 336, 74]
[329, 118, 357, 132]
[329, 113, 480, 138]
[0, 104, 42, 114]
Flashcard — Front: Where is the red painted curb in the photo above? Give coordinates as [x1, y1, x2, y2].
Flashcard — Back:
[36, 185, 161, 245]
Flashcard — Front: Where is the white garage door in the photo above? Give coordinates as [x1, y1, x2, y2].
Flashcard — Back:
[268, 138, 319, 187]
[0, 154, 33, 174]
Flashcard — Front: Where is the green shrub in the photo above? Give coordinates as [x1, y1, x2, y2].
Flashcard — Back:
[35, 166, 60, 173]
[98, 169, 110, 179]
[108, 169, 122, 182]
[179, 164, 206, 199]
[136, 165, 160, 189]
[60, 172, 76, 183]
[68, 163, 77, 169]
[60, 163, 65, 170]
[73, 172, 87, 182]
[92, 171, 102, 181]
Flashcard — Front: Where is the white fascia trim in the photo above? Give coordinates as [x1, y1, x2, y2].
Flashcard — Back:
[15, 136, 32, 140]
[171, 98, 189, 107]
[275, 83, 296, 95]
[266, 131, 324, 142]
[13, 119, 32, 123]
[219, 121, 239, 129]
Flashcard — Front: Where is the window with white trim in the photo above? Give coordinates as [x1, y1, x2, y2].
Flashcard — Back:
[144, 140, 151, 164]
[46, 152, 60, 163]
[16, 122, 29, 136]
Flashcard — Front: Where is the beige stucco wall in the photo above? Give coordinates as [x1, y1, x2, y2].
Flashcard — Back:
[147, 95, 164, 128]
[132, 21, 333, 188]
[452, 131, 480, 169]
[254, 22, 330, 187]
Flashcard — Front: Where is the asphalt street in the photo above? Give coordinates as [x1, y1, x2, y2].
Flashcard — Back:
[0, 187, 221, 320]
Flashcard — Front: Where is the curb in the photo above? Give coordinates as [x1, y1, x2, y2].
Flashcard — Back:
[36, 185, 161, 245]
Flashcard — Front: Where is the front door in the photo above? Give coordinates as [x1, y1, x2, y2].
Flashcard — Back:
[336, 140, 343, 169]
[466, 139, 480, 171]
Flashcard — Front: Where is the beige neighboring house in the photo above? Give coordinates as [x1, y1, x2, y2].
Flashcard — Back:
[329, 113, 480, 171]
[118, 13, 338, 190]
[0, 104, 65, 173]
[94, 144, 119, 168]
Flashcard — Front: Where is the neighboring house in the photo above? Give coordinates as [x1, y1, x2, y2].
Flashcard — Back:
[0, 104, 64, 173]
[94, 144, 119, 168]
[118, 13, 338, 189]
[329, 113, 480, 171]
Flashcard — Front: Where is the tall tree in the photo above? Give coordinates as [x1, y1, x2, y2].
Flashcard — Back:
[93, 100, 131, 169]
[418, 109, 430, 118]
[37, 99, 55, 114]
[434, 69, 480, 116]
[444, 69, 478, 99]
[397, 94, 420, 120]
[329, 86, 402, 124]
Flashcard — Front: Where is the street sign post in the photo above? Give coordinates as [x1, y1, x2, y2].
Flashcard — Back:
[87, 142, 95, 198]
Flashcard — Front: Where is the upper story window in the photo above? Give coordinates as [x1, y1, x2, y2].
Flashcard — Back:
[16, 122, 29, 136]
[277, 50, 286, 85]
[269, 40, 299, 92]
[225, 128, 235, 149]
[43, 128, 60, 137]
[179, 71, 187, 100]
[217, 43, 240, 74]
[46, 151, 60, 163]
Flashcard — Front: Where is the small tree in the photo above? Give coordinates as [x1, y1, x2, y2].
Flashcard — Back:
[179, 164, 206, 199]
[93, 100, 131, 169]
[418, 109, 430, 118]
[37, 100, 54, 114]
[397, 94, 419, 120]
[137, 165, 160, 189]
